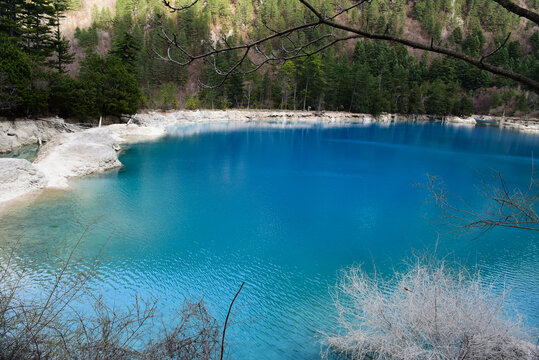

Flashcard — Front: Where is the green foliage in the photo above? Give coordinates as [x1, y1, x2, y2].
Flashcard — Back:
[235, 0, 253, 27]
[92, 5, 113, 28]
[412, 0, 445, 41]
[449, 27, 463, 45]
[516, 93, 531, 112]
[197, 38, 245, 109]
[531, 31, 539, 53]
[185, 95, 201, 110]
[0, 0, 74, 71]
[425, 80, 459, 116]
[0, 0, 146, 118]
[68, 0, 82, 10]
[463, 28, 485, 57]
[0, 35, 34, 114]
[110, 31, 141, 68]
[476, 0, 519, 34]
[47, 72, 80, 117]
[74, 24, 99, 50]
[50, 0, 74, 73]
[489, 91, 502, 109]
[2, 0, 536, 118]
[20, 0, 58, 62]
[0, 0, 24, 38]
[413, 0, 520, 40]
[78, 54, 142, 116]
[456, 95, 475, 116]
[156, 82, 179, 109]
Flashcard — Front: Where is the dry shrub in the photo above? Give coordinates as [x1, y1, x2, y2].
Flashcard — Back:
[323, 255, 538, 360]
[0, 231, 227, 360]
[0, 271, 223, 360]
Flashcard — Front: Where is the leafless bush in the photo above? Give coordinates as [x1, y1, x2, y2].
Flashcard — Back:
[0, 227, 241, 360]
[143, 298, 222, 360]
[424, 169, 538, 234]
[322, 255, 537, 360]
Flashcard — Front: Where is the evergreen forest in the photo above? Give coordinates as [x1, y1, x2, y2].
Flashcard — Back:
[0, 0, 538, 119]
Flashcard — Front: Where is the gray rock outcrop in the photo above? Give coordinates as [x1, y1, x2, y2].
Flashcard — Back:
[0, 158, 47, 204]
[0, 118, 79, 153]
[1, 110, 538, 208]
[34, 132, 122, 188]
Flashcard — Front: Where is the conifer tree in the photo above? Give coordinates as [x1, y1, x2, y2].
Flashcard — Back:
[21, 0, 57, 62]
[111, 32, 141, 69]
[49, 0, 74, 73]
[0, 0, 23, 38]
[79, 54, 142, 117]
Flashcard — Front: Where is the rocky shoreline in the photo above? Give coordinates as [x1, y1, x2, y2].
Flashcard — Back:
[1, 110, 538, 209]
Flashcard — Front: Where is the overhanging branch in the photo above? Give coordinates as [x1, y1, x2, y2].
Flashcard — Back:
[299, 0, 539, 92]
[491, 0, 539, 25]
[163, 0, 199, 12]
[159, 0, 539, 92]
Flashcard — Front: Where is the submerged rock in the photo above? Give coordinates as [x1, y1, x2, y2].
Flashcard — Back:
[34, 132, 122, 188]
[0, 158, 47, 204]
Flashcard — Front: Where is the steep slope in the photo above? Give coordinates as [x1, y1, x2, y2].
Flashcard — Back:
[17, 0, 539, 116]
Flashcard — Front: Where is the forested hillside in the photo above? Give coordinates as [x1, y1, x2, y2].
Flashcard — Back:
[1, 0, 538, 118]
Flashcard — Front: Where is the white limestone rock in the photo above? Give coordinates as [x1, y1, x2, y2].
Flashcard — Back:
[0, 118, 79, 153]
[86, 123, 167, 143]
[2, 110, 538, 209]
[132, 112, 174, 127]
[445, 116, 477, 125]
[34, 132, 122, 188]
[0, 158, 47, 204]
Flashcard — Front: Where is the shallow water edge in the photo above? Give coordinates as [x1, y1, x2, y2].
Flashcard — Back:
[1, 110, 539, 212]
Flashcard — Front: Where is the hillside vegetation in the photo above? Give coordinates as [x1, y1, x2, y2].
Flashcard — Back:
[1, 0, 538, 119]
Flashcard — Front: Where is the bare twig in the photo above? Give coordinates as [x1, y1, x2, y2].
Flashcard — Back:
[159, 0, 539, 91]
[0, 225, 241, 360]
[163, 0, 199, 12]
[424, 170, 538, 234]
[220, 282, 245, 360]
[481, 32, 512, 65]
[491, 0, 539, 25]
[323, 254, 536, 359]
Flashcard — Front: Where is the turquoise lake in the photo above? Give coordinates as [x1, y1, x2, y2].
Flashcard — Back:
[0, 121, 538, 358]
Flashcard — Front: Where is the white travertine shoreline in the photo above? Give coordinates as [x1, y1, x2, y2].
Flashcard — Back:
[1, 110, 538, 208]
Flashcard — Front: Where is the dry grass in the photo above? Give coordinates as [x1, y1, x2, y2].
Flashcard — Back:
[322, 254, 538, 360]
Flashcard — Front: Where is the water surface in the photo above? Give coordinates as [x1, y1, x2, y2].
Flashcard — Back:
[1, 121, 538, 358]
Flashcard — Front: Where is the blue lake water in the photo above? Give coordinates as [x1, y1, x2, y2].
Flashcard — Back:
[0, 121, 538, 358]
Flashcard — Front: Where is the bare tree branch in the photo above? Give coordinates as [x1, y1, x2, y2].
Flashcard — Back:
[0, 231, 242, 360]
[220, 282, 244, 360]
[481, 32, 512, 65]
[298, 0, 539, 92]
[163, 0, 199, 12]
[329, 0, 369, 20]
[491, 0, 539, 25]
[160, 0, 539, 92]
[424, 169, 539, 234]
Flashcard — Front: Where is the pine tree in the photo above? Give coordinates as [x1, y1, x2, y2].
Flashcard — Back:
[79, 54, 142, 117]
[223, 37, 244, 108]
[21, 0, 57, 63]
[0, 0, 24, 38]
[457, 95, 475, 116]
[111, 32, 141, 69]
[278, 60, 296, 109]
[49, 0, 74, 73]
[0, 34, 32, 114]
